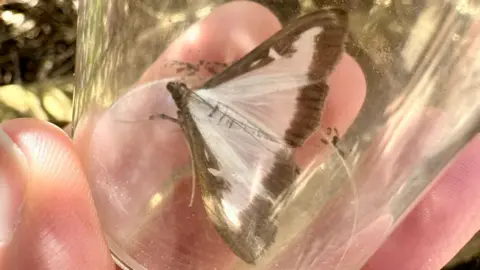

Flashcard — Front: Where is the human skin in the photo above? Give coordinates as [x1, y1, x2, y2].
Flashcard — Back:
[0, 1, 479, 269]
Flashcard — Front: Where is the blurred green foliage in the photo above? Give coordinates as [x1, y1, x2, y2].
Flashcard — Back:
[0, 0, 76, 127]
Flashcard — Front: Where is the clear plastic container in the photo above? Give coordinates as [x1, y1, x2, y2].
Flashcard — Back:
[72, 0, 480, 269]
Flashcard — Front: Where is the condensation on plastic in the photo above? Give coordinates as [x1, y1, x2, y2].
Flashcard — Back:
[72, 0, 479, 269]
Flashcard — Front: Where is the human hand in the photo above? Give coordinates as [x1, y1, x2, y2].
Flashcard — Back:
[0, 1, 479, 269]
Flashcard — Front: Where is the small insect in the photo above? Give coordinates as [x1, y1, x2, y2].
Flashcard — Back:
[152, 7, 348, 264]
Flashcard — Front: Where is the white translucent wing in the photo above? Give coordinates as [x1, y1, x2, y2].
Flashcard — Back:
[196, 26, 330, 143]
[183, 10, 347, 262]
[188, 97, 289, 217]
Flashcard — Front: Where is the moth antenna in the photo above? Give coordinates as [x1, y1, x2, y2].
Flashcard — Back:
[181, 134, 196, 208]
[114, 117, 152, 124]
[114, 113, 181, 124]
[188, 164, 196, 208]
[316, 129, 358, 270]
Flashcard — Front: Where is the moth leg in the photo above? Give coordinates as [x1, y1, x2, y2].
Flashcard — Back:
[326, 127, 333, 136]
[321, 127, 346, 157]
[320, 127, 340, 146]
[294, 165, 302, 175]
[148, 113, 181, 124]
[331, 128, 341, 149]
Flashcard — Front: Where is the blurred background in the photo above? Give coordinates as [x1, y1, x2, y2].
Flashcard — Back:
[0, 0, 478, 269]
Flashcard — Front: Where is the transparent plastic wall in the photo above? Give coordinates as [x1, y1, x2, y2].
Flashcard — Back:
[72, 0, 479, 269]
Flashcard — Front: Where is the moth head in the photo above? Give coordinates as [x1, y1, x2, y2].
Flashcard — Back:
[166, 81, 190, 97]
[166, 81, 192, 109]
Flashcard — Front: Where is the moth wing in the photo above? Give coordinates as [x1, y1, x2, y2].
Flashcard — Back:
[187, 97, 295, 262]
[198, 7, 348, 147]
[188, 96, 288, 208]
[184, 8, 348, 262]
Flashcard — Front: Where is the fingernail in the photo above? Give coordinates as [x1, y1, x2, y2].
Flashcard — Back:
[0, 127, 28, 246]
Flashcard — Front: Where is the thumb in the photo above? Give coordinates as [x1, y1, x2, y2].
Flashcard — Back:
[0, 118, 114, 269]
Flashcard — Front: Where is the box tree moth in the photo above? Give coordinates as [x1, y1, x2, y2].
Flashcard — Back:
[151, 6, 348, 264]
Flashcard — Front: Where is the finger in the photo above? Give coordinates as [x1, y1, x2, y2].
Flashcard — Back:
[138, 0, 282, 83]
[0, 122, 29, 251]
[0, 119, 114, 269]
[364, 135, 480, 270]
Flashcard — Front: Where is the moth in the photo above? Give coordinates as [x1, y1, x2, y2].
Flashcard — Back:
[153, 7, 348, 264]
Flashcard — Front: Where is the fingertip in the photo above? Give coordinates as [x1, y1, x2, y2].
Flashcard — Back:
[167, 1, 281, 62]
[0, 122, 29, 248]
[2, 118, 84, 188]
[0, 118, 113, 269]
[325, 53, 367, 134]
[140, 1, 281, 82]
